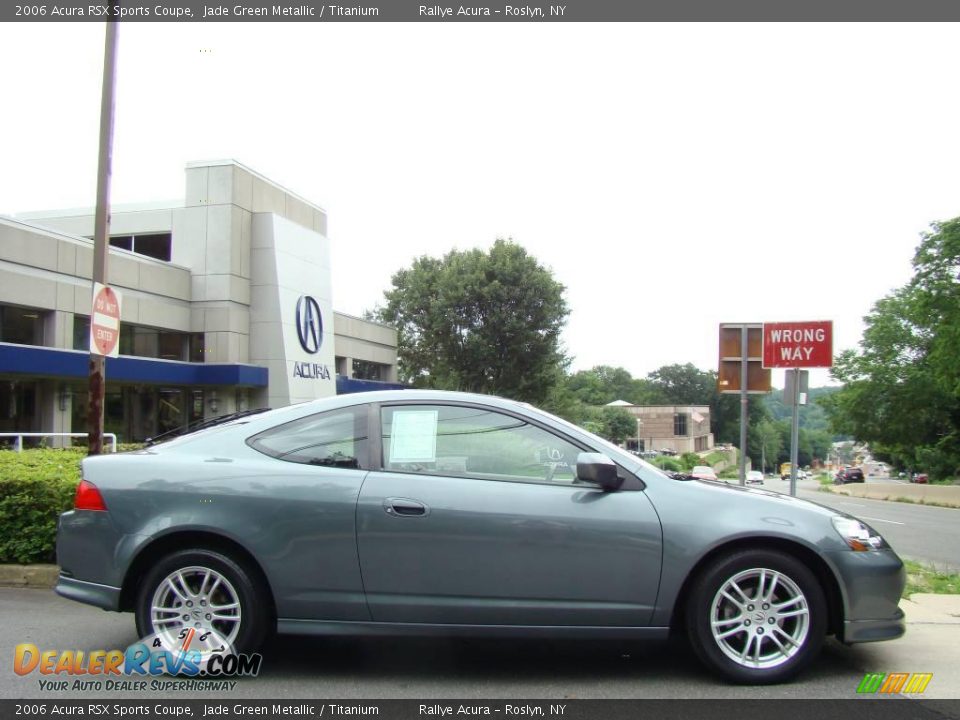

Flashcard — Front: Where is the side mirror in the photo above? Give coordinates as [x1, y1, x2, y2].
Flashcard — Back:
[576, 452, 623, 491]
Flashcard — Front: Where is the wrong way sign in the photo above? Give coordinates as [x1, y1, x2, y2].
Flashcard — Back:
[762, 320, 832, 368]
[90, 282, 122, 358]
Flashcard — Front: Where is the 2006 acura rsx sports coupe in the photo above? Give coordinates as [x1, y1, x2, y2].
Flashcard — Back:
[56, 390, 905, 684]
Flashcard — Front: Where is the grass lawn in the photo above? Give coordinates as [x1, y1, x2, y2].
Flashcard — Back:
[904, 560, 960, 597]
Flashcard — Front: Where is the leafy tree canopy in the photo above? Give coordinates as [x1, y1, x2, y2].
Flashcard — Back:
[824, 218, 960, 478]
[646, 363, 716, 405]
[376, 239, 569, 406]
[565, 365, 666, 406]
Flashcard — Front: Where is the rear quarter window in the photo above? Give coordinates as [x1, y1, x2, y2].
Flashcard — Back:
[247, 406, 368, 468]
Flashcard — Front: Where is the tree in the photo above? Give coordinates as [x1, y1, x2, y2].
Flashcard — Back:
[377, 239, 569, 406]
[647, 363, 716, 405]
[750, 418, 783, 474]
[825, 218, 960, 478]
[596, 406, 637, 444]
[564, 366, 666, 406]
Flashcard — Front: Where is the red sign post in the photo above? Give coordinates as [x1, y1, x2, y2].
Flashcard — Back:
[90, 282, 122, 358]
[762, 320, 833, 369]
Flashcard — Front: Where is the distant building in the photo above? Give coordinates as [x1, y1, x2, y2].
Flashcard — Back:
[606, 401, 714, 454]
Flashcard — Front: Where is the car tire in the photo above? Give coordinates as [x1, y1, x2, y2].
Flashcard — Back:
[135, 548, 270, 656]
[686, 549, 826, 684]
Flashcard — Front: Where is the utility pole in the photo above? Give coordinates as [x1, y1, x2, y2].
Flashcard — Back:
[88, 3, 119, 456]
[738, 323, 748, 485]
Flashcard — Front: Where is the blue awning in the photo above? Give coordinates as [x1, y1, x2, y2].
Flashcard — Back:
[0, 342, 268, 387]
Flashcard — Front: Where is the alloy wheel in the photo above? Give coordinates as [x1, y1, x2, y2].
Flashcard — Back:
[149, 565, 242, 648]
[709, 567, 810, 669]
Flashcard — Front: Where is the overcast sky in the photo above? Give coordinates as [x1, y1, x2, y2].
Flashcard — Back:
[2, 22, 959, 388]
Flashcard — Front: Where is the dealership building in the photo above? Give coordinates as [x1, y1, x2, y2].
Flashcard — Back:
[0, 160, 400, 445]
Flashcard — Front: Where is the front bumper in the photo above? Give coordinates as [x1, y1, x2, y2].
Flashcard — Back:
[826, 548, 906, 644]
[843, 608, 905, 643]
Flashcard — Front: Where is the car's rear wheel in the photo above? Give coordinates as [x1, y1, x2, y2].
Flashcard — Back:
[135, 548, 270, 655]
[686, 549, 826, 684]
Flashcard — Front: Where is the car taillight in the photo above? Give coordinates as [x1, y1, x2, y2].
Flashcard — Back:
[75, 480, 107, 511]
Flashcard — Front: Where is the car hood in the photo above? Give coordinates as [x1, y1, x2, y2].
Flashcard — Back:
[689, 478, 855, 521]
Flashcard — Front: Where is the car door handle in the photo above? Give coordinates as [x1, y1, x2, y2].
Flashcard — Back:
[383, 497, 429, 517]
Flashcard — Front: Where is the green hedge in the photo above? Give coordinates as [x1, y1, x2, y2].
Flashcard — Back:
[0, 449, 84, 564]
[651, 456, 684, 473]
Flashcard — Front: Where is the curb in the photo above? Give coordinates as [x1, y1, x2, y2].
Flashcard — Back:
[0, 564, 59, 589]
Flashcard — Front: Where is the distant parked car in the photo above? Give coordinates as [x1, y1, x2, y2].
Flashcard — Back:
[912, 473, 929, 484]
[746, 470, 764, 485]
[835, 467, 865, 484]
[690, 465, 718, 481]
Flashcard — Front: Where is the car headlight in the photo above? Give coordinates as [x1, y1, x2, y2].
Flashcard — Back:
[832, 516, 887, 551]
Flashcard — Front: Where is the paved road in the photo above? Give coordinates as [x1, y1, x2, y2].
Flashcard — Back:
[760, 478, 960, 571]
[0, 587, 927, 701]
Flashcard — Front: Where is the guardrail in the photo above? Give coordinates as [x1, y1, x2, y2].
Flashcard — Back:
[0, 433, 118, 453]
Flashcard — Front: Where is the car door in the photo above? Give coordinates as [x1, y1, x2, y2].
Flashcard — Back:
[356, 402, 663, 627]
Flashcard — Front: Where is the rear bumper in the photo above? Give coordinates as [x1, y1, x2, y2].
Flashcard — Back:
[55, 575, 121, 611]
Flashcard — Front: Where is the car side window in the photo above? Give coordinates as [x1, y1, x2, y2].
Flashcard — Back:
[381, 404, 582, 486]
[248, 406, 368, 468]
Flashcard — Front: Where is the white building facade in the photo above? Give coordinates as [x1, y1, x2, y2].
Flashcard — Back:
[0, 160, 399, 444]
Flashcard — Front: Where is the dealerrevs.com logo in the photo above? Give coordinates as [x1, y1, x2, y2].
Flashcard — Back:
[15, 629, 262, 692]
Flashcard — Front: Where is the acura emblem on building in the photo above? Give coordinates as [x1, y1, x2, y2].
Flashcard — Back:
[295, 295, 323, 354]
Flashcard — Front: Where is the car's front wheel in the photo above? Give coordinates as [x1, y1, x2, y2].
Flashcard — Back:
[135, 548, 270, 655]
[686, 549, 827, 684]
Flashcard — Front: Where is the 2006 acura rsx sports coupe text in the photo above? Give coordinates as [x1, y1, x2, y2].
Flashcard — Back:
[56, 390, 905, 684]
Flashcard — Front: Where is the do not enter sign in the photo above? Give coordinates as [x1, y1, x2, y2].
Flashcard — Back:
[762, 321, 833, 368]
[90, 282, 122, 358]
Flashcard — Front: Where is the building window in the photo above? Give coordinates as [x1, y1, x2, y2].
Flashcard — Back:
[352, 359, 387, 381]
[189, 334, 205, 362]
[157, 332, 185, 361]
[72, 316, 89, 351]
[0, 305, 44, 346]
[674, 413, 688, 436]
[73, 315, 194, 362]
[106, 233, 172, 262]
